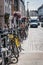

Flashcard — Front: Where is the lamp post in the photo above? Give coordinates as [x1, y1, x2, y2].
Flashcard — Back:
[27, 2, 29, 17]
[27, 2, 29, 31]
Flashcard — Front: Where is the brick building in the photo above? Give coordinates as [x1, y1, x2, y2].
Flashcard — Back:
[0, 0, 12, 29]
[11, 0, 25, 16]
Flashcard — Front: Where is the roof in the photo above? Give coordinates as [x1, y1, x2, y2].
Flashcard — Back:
[21, 0, 24, 5]
[38, 4, 43, 10]
[30, 16, 38, 20]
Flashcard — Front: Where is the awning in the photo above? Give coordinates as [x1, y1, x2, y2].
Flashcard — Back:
[13, 11, 21, 18]
[21, 16, 29, 19]
[21, 16, 27, 19]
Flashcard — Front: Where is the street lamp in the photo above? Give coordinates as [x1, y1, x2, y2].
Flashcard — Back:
[27, 2, 29, 17]
[27, 2, 29, 31]
[27, 2, 29, 10]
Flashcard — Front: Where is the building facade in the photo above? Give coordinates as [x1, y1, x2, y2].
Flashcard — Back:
[11, 0, 25, 28]
[11, 0, 25, 16]
[11, 0, 19, 15]
[29, 10, 38, 17]
[38, 5, 43, 22]
[0, 0, 4, 29]
[0, 0, 12, 29]
[19, 0, 25, 16]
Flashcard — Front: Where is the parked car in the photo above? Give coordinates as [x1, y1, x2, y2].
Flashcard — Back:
[29, 16, 40, 28]
[41, 22, 43, 27]
[30, 20, 39, 28]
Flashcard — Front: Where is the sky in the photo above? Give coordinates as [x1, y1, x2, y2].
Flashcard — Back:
[25, 0, 43, 11]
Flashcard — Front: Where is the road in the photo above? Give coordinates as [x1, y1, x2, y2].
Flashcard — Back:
[10, 26, 43, 65]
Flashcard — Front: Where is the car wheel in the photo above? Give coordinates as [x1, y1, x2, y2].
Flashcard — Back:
[36, 26, 38, 28]
[30, 25, 32, 28]
[41, 24, 43, 27]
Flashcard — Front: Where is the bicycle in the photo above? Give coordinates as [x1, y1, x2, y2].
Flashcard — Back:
[8, 32, 21, 63]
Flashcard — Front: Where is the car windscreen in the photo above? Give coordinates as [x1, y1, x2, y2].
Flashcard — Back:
[30, 20, 38, 22]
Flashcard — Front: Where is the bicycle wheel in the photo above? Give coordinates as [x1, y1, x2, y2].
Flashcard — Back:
[14, 44, 19, 58]
[11, 56, 18, 64]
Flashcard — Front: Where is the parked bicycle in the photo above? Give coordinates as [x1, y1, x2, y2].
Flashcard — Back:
[8, 28, 21, 63]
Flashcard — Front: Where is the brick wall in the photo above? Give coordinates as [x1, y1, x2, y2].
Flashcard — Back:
[0, 0, 5, 29]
